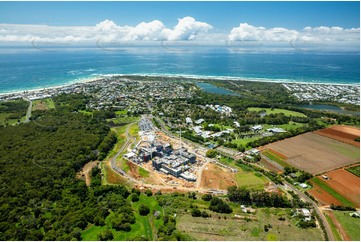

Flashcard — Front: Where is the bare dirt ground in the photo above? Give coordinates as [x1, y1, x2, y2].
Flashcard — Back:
[308, 182, 343, 206]
[266, 133, 359, 175]
[321, 169, 360, 207]
[33, 101, 48, 111]
[324, 210, 351, 241]
[79, 160, 99, 186]
[314, 125, 360, 147]
[199, 163, 237, 190]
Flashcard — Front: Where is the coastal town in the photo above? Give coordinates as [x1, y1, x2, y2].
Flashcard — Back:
[0, 76, 359, 108]
[283, 83, 360, 105]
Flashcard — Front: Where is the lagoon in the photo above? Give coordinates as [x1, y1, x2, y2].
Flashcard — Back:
[298, 104, 359, 116]
[196, 82, 240, 96]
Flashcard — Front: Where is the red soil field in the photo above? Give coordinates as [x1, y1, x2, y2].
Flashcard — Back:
[314, 125, 360, 147]
[321, 169, 360, 207]
[200, 163, 236, 190]
[308, 182, 343, 206]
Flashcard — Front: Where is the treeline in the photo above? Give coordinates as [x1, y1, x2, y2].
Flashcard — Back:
[227, 186, 291, 208]
[247, 122, 325, 148]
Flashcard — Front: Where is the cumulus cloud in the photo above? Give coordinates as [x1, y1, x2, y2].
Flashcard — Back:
[167, 17, 213, 40]
[228, 23, 359, 44]
[0, 17, 213, 44]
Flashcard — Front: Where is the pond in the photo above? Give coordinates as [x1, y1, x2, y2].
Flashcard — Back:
[196, 82, 240, 96]
[298, 104, 360, 116]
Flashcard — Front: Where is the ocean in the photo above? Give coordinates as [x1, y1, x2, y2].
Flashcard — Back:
[0, 47, 359, 94]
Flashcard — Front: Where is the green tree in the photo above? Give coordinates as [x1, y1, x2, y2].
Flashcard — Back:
[139, 204, 150, 216]
[206, 149, 218, 158]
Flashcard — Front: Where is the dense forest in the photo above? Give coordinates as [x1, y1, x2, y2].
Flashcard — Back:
[0, 95, 119, 240]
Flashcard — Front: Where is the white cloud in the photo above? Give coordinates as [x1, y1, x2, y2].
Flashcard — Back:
[123, 20, 168, 41]
[0, 17, 213, 44]
[228, 23, 359, 44]
[167, 17, 213, 41]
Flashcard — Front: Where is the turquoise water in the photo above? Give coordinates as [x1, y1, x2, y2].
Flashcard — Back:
[0, 47, 359, 94]
[298, 104, 360, 115]
[196, 82, 239, 96]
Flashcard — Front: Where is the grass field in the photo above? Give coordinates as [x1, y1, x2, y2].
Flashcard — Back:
[248, 107, 307, 117]
[234, 172, 268, 190]
[232, 136, 260, 148]
[138, 167, 150, 178]
[101, 162, 128, 185]
[346, 165, 360, 177]
[177, 208, 323, 241]
[109, 116, 139, 125]
[217, 157, 268, 190]
[129, 122, 140, 141]
[32, 98, 55, 111]
[324, 213, 342, 241]
[262, 149, 290, 168]
[333, 210, 360, 241]
[311, 177, 354, 207]
[107, 126, 127, 158]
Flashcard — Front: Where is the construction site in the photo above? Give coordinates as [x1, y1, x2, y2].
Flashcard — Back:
[124, 116, 202, 187]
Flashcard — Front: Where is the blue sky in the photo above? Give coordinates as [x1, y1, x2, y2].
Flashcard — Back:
[0, 1, 359, 31]
[0, 1, 359, 49]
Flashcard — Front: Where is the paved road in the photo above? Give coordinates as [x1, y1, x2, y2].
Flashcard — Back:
[23, 97, 32, 123]
[283, 181, 334, 241]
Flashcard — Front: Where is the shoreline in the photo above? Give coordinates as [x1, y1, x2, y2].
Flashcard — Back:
[0, 73, 359, 97]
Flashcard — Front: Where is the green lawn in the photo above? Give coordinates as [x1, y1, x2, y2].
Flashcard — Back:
[311, 177, 354, 207]
[324, 213, 342, 241]
[346, 165, 360, 177]
[232, 136, 260, 148]
[138, 167, 150, 178]
[248, 107, 307, 117]
[234, 172, 267, 190]
[262, 150, 291, 168]
[333, 210, 360, 241]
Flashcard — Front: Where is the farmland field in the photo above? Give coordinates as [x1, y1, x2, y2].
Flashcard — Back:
[265, 133, 360, 175]
[318, 169, 360, 207]
[308, 177, 354, 207]
[247, 107, 307, 117]
[314, 125, 360, 147]
[177, 208, 324, 241]
[346, 165, 360, 177]
[333, 210, 360, 241]
[262, 149, 290, 168]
